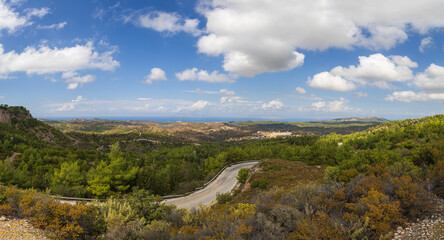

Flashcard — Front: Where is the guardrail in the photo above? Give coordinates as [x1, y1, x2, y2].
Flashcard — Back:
[162, 160, 258, 199]
[50, 160, 259, 202]
[49, 195, 102, 202]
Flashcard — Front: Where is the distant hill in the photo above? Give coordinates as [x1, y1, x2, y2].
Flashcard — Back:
[311, 116, 389, 123]
[0, 105, 32, 124]
[0, 104, 74, 147]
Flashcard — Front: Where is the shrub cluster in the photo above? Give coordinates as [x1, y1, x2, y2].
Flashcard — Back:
[0, 185, 94, 239]
[155, 170, 437, 240]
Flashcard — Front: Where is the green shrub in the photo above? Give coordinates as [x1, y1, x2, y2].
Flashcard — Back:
[251, 179, 268, 189]
[237, 168, 249, 183]
[216, 192, 233, 204]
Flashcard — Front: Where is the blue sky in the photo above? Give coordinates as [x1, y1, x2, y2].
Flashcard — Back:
[1, 0, 444, 120]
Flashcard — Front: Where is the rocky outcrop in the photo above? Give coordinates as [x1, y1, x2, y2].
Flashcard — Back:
[0, 109, 11, 124]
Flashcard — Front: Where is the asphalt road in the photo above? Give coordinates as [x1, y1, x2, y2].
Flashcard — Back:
[164, 161, 258, 210]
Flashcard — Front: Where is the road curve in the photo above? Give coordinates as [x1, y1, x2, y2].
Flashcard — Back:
[165, 161, 258, 210]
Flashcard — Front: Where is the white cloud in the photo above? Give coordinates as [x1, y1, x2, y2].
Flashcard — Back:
[262, 100, 283, 110]
[310, 97, 354, 112]
[309, 54, 417, 91]
[331, 54, 416, 83]
[419, 37, 433, 52]
[385, 91, 421, 102]
[143, 67, 167, 84]
[295, 87, 307, 94]
[197, 0, 444, 76]
[188, 100, 209, 111]
[413, 64, 444, 93]
[0, 95, 4, 99]
[387, 63, 444, 102]
[37, 21, 67, 30]
[0, 2, 52, 34]
[62, 72, 96, 90]
[308, 72, 357, 92]
[220, 96, 243, 103]
[56, 96, 84, 111]
[220, 89, 235, 95]
[25, 7, 49, 18]
[176, 68, 235, 83]
[385, 91, 444, 103]
[0, 1, 28, 32]
[0, 42, 119, 76]
[138, 11, 201, 36]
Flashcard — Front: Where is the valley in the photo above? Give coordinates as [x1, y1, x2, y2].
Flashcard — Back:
[0, 105, 443, 239]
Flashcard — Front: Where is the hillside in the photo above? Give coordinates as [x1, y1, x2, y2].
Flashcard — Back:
[0, 106, 443, 239]
[312, 116, 389, 123]
[44, 116, 384, 141]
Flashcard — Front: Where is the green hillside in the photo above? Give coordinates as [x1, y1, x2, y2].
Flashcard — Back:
[0, 106, 443, 239]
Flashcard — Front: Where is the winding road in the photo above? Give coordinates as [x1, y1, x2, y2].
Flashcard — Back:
[165, 161, 258, 210]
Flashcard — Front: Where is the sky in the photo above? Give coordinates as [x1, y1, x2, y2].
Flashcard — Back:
[1, 0, 444, 120]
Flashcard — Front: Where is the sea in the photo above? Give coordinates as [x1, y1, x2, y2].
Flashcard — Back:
[39, 116, 315, 123]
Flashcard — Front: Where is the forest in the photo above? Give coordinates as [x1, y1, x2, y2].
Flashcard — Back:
[0, 104, 443, 239]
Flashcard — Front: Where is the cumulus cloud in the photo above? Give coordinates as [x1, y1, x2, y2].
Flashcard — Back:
[385, 91, 425, 102]
[262, 100, 283, 110]
[143, 67, 167, 84]
[197, 0, 444, 76]
[295, 87, 307, 94]
[309, 54, 417, 91]
[62, 72, 96, 90]
[176, 68, 235, 83]
[37, 21, 67, 30]
[0, 42, 119, 76]
[308, 72, 357, 92]
[0, 1, 28, 32]
[387, 63, 444, 102]
[188, 100, 209, 111]
[138, 11, 201, 36]
[56, 96, 84, 111]
[384, 91, 444, 102]
[419, 37, 433, 52]
[413, 64, 444, 93]
[310, 97, 354, 112]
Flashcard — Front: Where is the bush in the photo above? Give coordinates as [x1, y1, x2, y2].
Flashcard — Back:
[428, 160, 444, 198]
[0, 186, 95, 239]
[216, 192, 233, 204]
[0, 204, 13, 215]
[251, 179, 268, 189]
[390, 175, 435, 219]
[237, 168, 249, 183]
[346, 189, 404, 237]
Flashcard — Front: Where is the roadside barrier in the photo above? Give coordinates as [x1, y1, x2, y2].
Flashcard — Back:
[49, 160, 259, 202]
